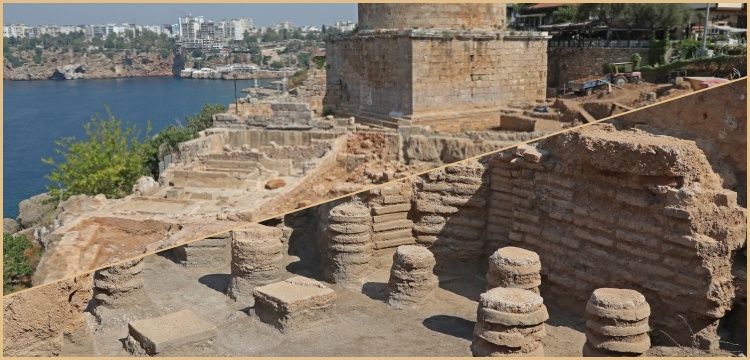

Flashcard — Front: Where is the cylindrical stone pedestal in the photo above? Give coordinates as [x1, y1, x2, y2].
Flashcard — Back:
[227, 225, 284, 305]
[387, 245, 437, 309]
[583, 288, 651, 356]
[325, 202, 372, 288]
[487, 247, 541, 294]
[92, 257, 147, 309]
[471, 288, 548, 357]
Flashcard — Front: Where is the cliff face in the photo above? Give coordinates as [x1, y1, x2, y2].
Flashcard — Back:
[4, 49, 176, 80]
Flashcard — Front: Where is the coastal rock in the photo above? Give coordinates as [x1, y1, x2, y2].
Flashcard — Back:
[4, 50, 175, 81]
[3, 218, 20, 234]
[16, 192, 56, 229]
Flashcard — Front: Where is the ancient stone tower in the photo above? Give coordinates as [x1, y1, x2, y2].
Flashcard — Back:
[325, 3, 549, 132]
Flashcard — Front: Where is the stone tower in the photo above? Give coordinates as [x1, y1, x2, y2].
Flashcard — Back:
[325, 3, 548, 132]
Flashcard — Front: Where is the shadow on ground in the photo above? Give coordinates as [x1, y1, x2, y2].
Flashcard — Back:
[198, 273, 230, 293]
[422, 315, 475, 340]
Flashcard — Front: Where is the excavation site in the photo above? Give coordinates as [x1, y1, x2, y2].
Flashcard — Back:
[7, 3, 718, 290]
[4, 79, 746, 357]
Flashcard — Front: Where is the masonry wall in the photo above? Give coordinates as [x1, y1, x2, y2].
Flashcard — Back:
[413, 160, 489, 266]
[358, 4, 506, 31]
[547, 47, 650, 88]
[325, 35, 414, 124]
[483, 124, 746, 350]
[411, 37, 548, 117]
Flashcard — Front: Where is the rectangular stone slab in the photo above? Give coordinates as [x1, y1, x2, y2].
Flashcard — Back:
[127, 309, 217, 355]
[253, 276, 336, 331]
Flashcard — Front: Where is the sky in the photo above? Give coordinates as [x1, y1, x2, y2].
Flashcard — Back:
[3, 3, 358, 28]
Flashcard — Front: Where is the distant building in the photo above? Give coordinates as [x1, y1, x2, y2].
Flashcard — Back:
[330, 20, 355, 31]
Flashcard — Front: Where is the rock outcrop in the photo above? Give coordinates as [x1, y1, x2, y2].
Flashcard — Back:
[4, 50, 175, 80]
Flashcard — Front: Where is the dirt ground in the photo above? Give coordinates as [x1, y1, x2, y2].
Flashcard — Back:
[63, 250, 740, 357]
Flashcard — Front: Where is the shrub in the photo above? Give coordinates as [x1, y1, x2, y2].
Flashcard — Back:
[42, 108, 150, 200]
[630, 53, 642, 70]
[3, 233, 40, 294]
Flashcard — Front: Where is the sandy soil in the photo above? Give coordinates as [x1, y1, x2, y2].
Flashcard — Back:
[63, 250, 741, 357]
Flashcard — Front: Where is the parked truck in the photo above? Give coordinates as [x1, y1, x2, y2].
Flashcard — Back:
[566, 62, 643, 96]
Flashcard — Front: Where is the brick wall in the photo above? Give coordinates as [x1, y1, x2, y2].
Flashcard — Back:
[483, 124, 746, 350]
[547, 47, 650, 88]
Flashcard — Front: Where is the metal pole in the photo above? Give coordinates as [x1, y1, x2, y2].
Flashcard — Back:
[701, 3, 711, 57]
[234, 75, 238, 113]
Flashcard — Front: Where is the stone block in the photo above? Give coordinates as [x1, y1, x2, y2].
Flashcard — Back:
[125, 309, 217, 355]
[253, 276, 337, 332]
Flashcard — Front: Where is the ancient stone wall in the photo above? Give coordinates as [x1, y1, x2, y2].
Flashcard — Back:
[325, 35, 414, 124]
[547, 47, 650, 88]
[358, 4, 506, 31]
[3, 274, 93, 356]
[484, 124, 746, 349]
[325, 32, 548, 132]
[615, 80, 747, 205]
[413, 160, 489, 265]
[410, 37, 548, 119]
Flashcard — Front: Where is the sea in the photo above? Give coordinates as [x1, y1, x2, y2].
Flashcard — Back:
[3, 76, 273, 219]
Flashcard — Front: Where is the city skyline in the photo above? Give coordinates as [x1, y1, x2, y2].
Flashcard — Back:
[3, 3, 357, 28]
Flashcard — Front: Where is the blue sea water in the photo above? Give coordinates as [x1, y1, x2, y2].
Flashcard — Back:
[3, 76, 272, 219]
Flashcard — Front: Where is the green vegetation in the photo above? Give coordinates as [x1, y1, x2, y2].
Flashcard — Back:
[577, 4, 692, 31]
[288, 68, 308, 89]
[552, 5, 579, 23]
[142, 103, 226, 178]
[648, 35, 670, 66]
[43, 104, 227, 199]
[3, 233, 42, 294]
[270, 61, 284, 69]
[630, 53, 642, 70]
[639, 54, 746, 83]
[679, 39, 702, 59]
[43, 108, 151, 200]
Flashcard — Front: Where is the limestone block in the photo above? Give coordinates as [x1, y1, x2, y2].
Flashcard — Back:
[253, 276, 337, 332]
[125, 309, 217, 356]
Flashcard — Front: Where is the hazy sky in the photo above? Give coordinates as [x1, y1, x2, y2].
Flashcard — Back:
[3, 3, 358, 27]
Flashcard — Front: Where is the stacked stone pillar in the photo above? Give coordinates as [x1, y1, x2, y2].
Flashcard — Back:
[583, 288, 651, 356]
[226, 225, 284, 305]
[90, 257, 151, 324]
[92, 257, 147, 309]
[325, 201, 373, 288]
[413, 161, 488, 262]
[487, 247, 541, 294]
[387, 245, 438, 309]
[471, 288, 548, 357]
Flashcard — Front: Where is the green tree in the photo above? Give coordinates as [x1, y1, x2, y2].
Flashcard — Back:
[270, 60, 284, 69]
[42, 108, 150, 200]
[553, 5, 579, 23]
